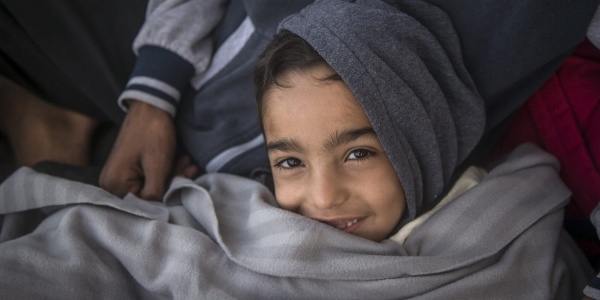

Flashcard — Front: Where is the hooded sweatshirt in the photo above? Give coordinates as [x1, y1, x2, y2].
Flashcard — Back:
[280, 0, 485, 221]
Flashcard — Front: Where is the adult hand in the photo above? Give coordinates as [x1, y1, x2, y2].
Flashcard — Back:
[100, 100, 176, 201]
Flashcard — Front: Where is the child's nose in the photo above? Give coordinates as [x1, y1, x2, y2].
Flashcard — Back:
[308, 169, 348, 210]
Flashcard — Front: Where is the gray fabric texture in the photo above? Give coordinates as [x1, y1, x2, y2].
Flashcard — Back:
[279, 0, 485, 221]
[0, 143, 593, 298]
[132, 0, 227, 73]
[588, 4, 600, 49]
[585, 204, 600, 298]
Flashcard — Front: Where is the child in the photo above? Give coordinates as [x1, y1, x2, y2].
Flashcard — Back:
[0, 0, 596, 298]
[255, 31, 407, 242]
[252, 0, 596, 297]
[252, 4, 484, 240]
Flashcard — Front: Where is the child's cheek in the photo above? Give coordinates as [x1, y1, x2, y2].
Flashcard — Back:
[273, 177, 300, 213]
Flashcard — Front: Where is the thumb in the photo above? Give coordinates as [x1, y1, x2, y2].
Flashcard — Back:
[139, 155, 171, 201]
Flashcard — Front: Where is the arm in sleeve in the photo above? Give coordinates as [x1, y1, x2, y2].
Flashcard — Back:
[118, 0, 228, 117]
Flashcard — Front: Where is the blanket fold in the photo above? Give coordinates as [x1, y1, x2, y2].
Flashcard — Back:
[0, 144, 593, 299]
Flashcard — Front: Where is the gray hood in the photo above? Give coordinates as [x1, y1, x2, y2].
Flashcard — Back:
[280, 0, 485, 220]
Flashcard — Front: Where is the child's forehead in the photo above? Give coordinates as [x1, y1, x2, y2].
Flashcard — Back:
[265, 67, 363, 109]
[265, 66, 357, 105]
[262, 67, 371, 137]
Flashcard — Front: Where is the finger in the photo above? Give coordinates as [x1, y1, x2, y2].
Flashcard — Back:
[99, 165, 143, 198]
[122, 179, 144, 198]
[175, 155, 191, 170]
[172, 155, 193, 177]
[182, 164, 199, 179]
[139, 155, 171, 201]
[101, 177, 143, 198]
[172, 155, 200, 179]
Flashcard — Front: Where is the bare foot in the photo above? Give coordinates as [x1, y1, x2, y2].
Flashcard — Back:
[0, 75, 98, 167]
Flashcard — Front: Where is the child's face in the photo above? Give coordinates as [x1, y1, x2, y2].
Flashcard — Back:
[262, 65, 406, 242]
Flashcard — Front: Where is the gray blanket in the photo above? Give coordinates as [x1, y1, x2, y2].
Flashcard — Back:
[0, 144, 594, 299]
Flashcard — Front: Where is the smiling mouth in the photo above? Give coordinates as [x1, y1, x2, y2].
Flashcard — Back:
[317, 218, 363, 232]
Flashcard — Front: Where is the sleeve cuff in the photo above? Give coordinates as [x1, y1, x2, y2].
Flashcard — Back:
[119, 45, 195, 116]
[118, 90, 176, 118]
[584, 275, 600, 299]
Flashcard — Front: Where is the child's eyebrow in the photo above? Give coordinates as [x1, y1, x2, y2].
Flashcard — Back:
[266, 127, 377, 154]
[266, 138, 305, 153]
[324, 127, 377, 151]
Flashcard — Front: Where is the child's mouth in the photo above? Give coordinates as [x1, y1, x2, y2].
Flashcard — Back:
[318, 218, 364, 233]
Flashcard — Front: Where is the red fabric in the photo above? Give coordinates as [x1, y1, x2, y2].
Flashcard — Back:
[494, 39, 600, 219]
[493, 40, 600, 261]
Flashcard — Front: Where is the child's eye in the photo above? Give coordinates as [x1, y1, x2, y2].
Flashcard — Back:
[346, 149, 374, 161]
[275, 157, 304, 169]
